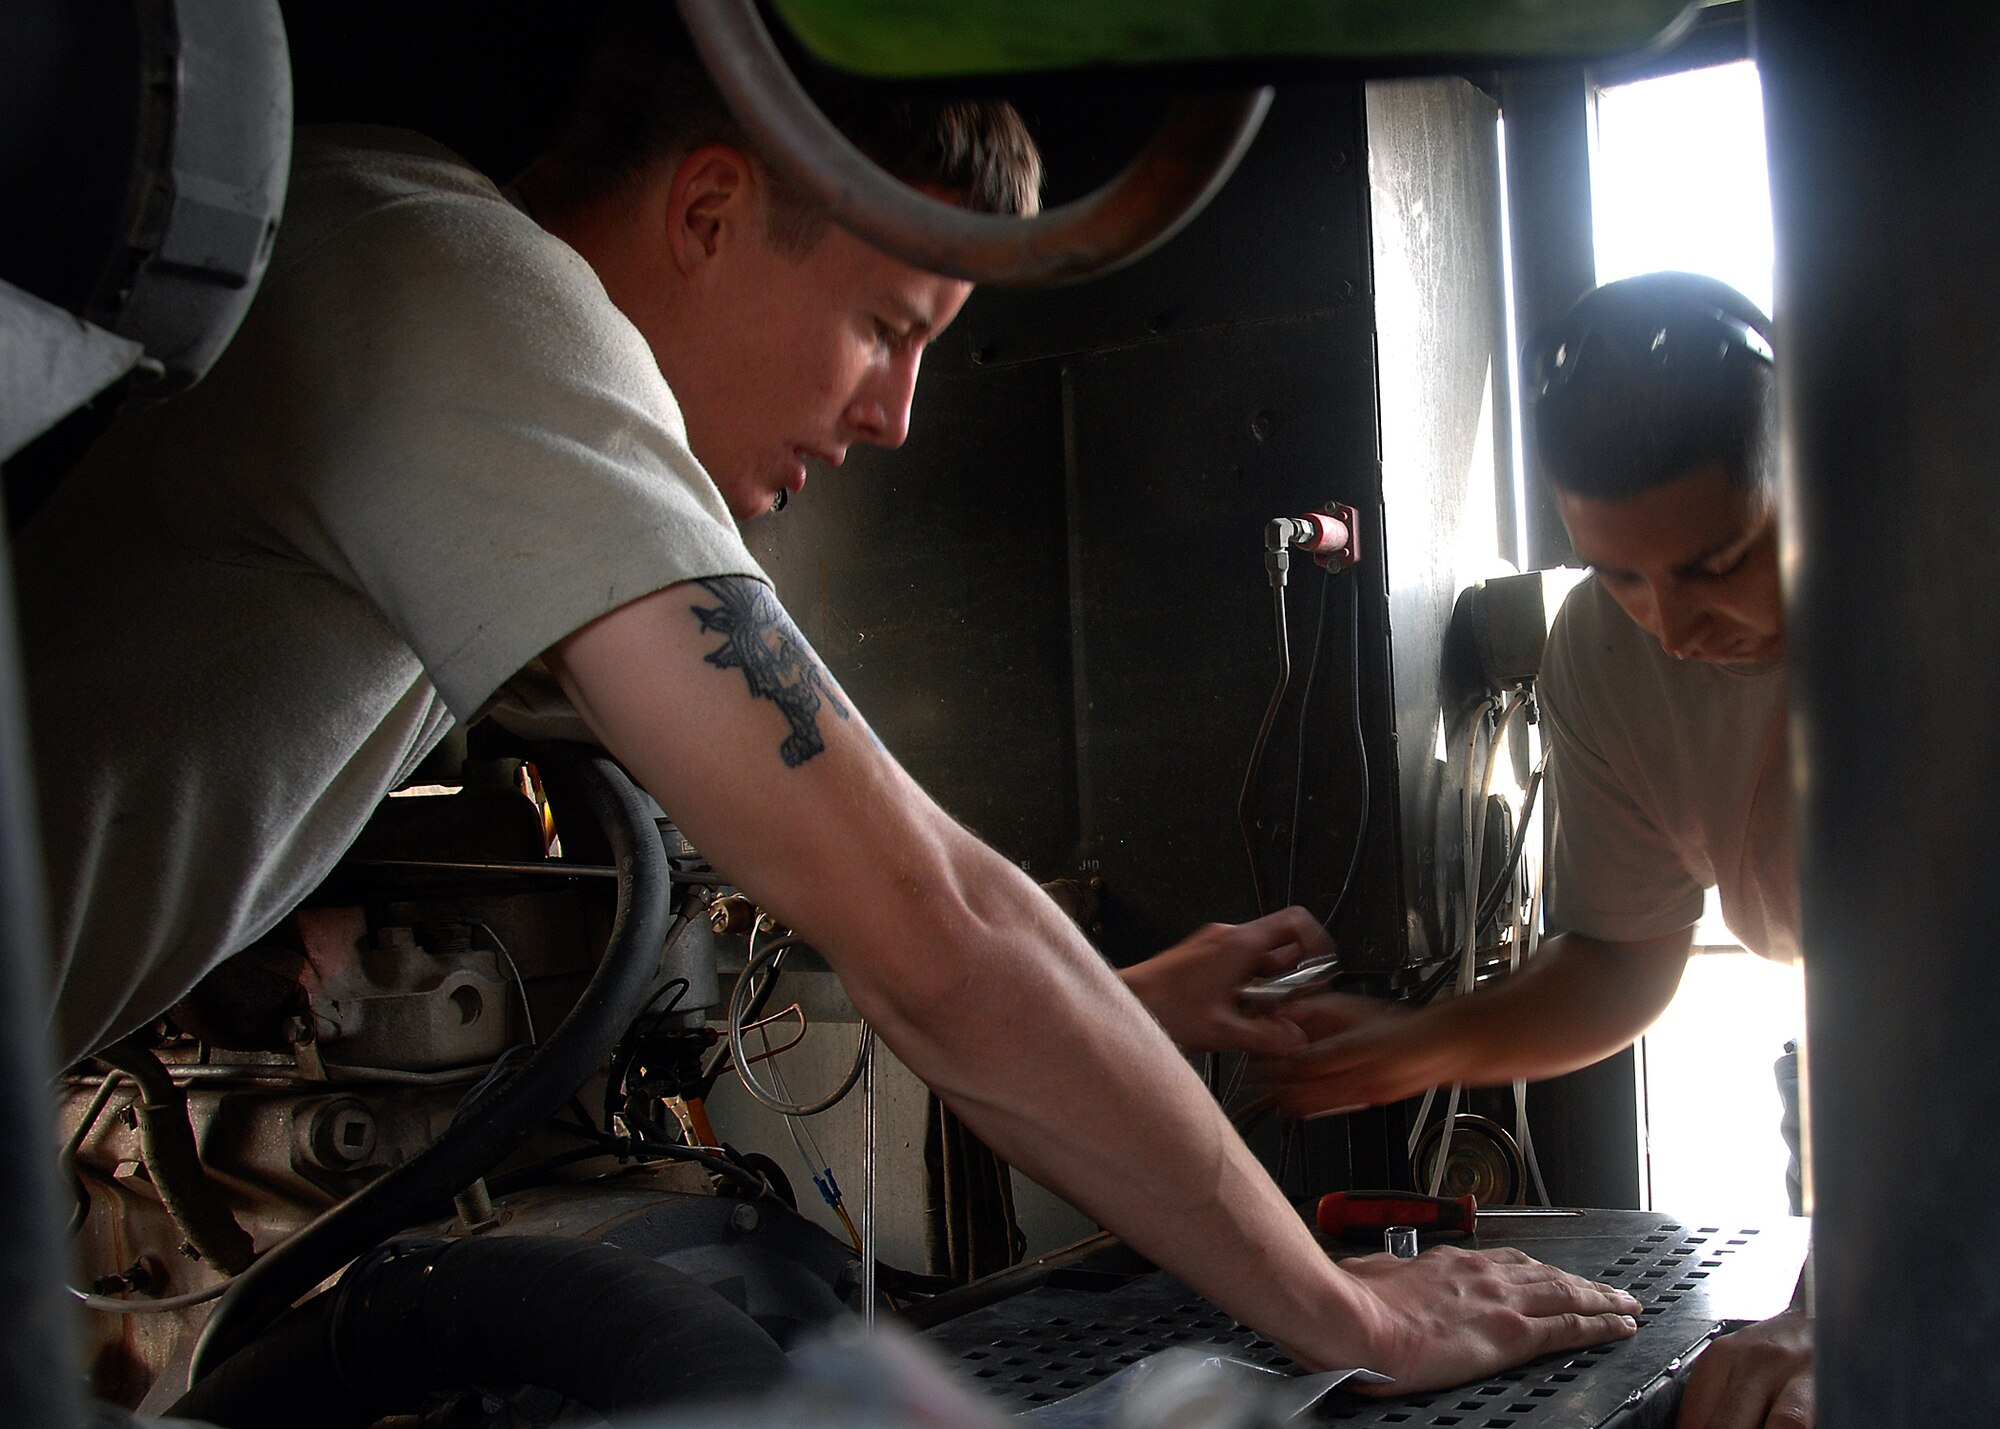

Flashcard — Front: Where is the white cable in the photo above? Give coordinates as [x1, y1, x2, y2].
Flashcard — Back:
[1516, 800, 1556, 1206]
[1425, 692, 1533, 1197]
[71, 1280, 230, 1315]
[861, 1036, 878, 1324]
[1421, 697, 1498, 1187]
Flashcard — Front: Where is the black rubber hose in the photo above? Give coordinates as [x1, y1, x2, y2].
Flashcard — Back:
[169, 1236, 788, 1427]
[188, 747, 674, 1382]
[95, 1035, 256, 1273]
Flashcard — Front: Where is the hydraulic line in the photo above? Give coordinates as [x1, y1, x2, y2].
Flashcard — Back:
[95, 1036, 257, 1274]
[727, 934, 870, 1118]
[189, 746, 674, 1385]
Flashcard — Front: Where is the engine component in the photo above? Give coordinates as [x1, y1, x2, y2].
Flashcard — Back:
[188, 745, 678, 1384]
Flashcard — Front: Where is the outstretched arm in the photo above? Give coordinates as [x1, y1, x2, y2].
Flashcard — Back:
[1272, 927, 1695, 1116]
[545, 577, 1639, 1386]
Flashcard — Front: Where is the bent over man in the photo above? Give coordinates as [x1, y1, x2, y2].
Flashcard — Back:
[1276, 272, 1812, 1426]
[18, 5, 1638, 1389]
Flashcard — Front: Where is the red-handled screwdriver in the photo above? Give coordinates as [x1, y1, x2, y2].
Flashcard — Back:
[1315, 1191, 1579, 1240]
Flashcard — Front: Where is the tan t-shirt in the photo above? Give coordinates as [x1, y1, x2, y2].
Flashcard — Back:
[1541, 577, 1799, 963]
[20, 127, 765, 1066]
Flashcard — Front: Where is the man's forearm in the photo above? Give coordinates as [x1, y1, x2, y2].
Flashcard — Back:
[1415, 929, 1695, 1087]
[832, 827, 1384, 1370]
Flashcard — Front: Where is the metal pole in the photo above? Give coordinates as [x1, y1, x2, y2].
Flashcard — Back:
[0, 532, 84, 1426]
[860, 1031, 877, 1326]
[1759, 1, 2000, 1421]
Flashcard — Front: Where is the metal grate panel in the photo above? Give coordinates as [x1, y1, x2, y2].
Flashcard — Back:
[919, 1211, 1807, 1424]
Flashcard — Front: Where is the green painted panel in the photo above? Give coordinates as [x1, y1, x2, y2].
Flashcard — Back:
[769, 0, 1698, 78]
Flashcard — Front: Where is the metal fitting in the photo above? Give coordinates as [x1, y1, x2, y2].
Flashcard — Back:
[708, 893, 757, 936]
[299, 1098, 377, 1171]
[454, 1178, 499, 1232]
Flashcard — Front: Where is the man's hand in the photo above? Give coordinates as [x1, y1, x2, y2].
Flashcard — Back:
[1267, 992, 1450, 1113]
[1266, 929, 1697, 1118]
[1330, 1246, 1641, 1392]
[1119, 907, 1331, 1055]
[1676, 1310, 1813, 1428]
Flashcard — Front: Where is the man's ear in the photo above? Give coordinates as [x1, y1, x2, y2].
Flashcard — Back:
[665, 144, 757, 277]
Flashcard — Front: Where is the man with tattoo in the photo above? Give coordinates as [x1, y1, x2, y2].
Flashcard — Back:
[19, 5, 1639, 1389]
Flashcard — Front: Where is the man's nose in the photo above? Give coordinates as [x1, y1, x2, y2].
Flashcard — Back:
[846, 351, 921, 450]
[1650, 583, 1706, 658]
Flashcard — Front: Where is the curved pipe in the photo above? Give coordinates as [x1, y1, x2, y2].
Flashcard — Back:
[678, 0, 1272, 286]
[170, 1236, 788, 1427]
[189, 747, 676, 1383]
[95, 1035, 256, 1274]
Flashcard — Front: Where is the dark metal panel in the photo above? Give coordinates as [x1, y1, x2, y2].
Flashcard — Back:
[1499, 66, 1595, 570]
[0, 532, 85, 1427]
[1759, 1, 2000, 1422]
[746, 360, 1079, 875]
[1059, 308, 1387, 962]
[928, 86, 1371, 376]
[757, 82, 1398, 973]
[917, 1210, 1809, 1421]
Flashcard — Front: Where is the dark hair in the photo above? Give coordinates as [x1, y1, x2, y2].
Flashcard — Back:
[539, 2, 1041, 253]
[1527, 271, 1776, 503]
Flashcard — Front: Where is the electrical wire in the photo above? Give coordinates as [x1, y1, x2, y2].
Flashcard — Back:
[72, 1280, 232, 1316]
[1412, 695, 1499, 1185]
[1238, 580, 1292, 916]
[1284, 573, 1334, 908]
[727, 935, 870, 1117]
[1420, 692, 1539, 1196]
[1323, 574, 1371, 928]
[1473, 755, 1548, 932]
[545, 1118, 769, 1200]
[768, 1054, 861, 1253]
[1514, 805, 1555, 1206]
[448, 1044, 538, 1127]
[697, 919, 786, 1096]
[602, 975, 692, 1137]
[467, 919, 537, 1047]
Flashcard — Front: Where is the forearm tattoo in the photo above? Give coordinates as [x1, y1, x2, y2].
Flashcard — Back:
[690, 578, 850, 768]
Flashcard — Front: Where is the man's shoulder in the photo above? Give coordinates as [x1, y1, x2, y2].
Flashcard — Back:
[292, 124, 501, 207]
[1543, 578, 1652, 701]
[275, 125, 550, 285]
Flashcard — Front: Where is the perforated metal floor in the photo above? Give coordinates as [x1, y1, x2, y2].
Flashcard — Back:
[917, 1210, 1808, 1426]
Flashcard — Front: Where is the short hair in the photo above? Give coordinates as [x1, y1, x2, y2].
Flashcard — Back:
[1526, 272, 1777, 503]
[540, 2, 1042, 254]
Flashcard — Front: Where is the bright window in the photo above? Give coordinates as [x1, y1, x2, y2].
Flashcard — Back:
[1592, 60, 1773, 314]
[1589, 59, 1803, 1219]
